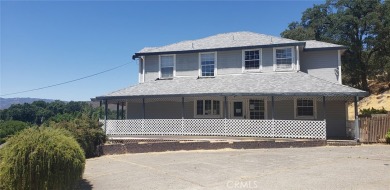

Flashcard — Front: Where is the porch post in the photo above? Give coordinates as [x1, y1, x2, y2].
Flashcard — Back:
[104, 99, 108, 133]
[181, 97, 185, 134]
[322, 96, 326, 121]
[224, 96, 227, 119]
[181, 97, 185, 119]
[271, 96, 275, 120]
[121, 102, 124, 119]
[354, 96, 360, 141]
[142, 98, 145, 119]
[116, 102, 119, 120]
[99, 100, 102, 119]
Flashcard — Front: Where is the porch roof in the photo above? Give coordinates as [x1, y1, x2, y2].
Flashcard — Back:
[93, 72, 367, 101]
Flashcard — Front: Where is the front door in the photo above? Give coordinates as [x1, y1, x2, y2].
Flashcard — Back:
[231, 101, 245, 119]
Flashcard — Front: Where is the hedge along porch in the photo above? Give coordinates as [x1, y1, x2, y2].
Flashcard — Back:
[97, 95, 361, 140]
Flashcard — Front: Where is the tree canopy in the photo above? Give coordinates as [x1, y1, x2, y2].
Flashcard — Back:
[281, 0, 390, 91]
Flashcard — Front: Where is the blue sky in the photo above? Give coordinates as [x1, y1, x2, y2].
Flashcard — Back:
[1, 1, 323, 101]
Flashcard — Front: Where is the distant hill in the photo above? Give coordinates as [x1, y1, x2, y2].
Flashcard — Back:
[0, 98, 56, 110]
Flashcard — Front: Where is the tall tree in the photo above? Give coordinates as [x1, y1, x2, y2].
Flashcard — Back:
[281, 0, 389, 91]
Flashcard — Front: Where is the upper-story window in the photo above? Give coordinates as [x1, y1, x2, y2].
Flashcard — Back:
[274, 47, 294, 71]
[160, 55, 175, 78]
[200, 52, 216, 77]
[243, 49, 261, 71]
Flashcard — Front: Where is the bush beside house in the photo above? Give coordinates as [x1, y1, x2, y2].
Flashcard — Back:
[0, 127, 85, 190]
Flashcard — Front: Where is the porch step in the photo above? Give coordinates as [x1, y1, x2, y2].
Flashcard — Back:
[327, 140, 361, 146]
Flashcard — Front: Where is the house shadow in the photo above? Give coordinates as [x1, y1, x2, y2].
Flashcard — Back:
[76, 179, 93, 190]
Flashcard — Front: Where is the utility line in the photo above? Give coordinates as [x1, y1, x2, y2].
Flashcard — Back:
[0, 62, 130, 97]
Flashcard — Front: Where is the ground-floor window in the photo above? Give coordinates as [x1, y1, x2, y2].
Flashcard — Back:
[195, 99, 221, 118]
[249, 99, 265, 119]
[295, 98, 316, 119]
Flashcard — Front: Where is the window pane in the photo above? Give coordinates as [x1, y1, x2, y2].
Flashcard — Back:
[161, 67, 173, 78]
[161, 56, 174, 67]
[196, 100, 203, 115]
[233, 102, 243, 117]
[204, 100, 212, 115]
[213, 100, 220, 115]
[201, 53, 215, 76]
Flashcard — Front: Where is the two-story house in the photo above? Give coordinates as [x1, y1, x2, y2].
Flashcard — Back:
[93, 32, 367, 140]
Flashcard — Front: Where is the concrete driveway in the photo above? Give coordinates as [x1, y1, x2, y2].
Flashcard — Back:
[81, 145, 390, 190]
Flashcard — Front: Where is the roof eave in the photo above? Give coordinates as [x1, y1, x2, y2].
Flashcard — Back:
[303, 46, 348, 52]
[92, 91, 368, 102]
[132, 42, 306, 59]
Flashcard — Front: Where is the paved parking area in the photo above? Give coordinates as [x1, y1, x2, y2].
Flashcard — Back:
[81, 145, 390, 190]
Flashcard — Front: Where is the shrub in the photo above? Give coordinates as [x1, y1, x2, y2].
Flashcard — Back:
[386, 130, 390, 144]
[0, 120, 29, 144]
[0, 127, 85, 190]
[50, 117, 106, 158]
[359, 107, 388, 117]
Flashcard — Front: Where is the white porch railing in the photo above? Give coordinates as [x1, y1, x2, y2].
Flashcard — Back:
[100, 119, 326, 140]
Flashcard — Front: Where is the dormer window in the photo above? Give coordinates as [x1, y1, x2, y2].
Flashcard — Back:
[160, 55, 175, 78]
[274, 47, 294, 71]
[243, 49, 261, 71]
[199, 52, 216, 77]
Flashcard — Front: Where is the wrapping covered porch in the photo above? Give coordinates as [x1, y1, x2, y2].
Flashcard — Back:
[98, 95, 359, 140]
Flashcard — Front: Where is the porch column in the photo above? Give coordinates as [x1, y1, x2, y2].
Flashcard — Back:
[181, 97, 185, 119]
[354, 96, 360, 141]
[116, 102, 119, 120]
[271, 96, 275, 120]
[121, 102, 124, 119]
[224, 96, 227, 119]
[99, 100, 102, 119]
[104, 99, 108, 132]
[322, 96, 326, 121]
[142, 98, 146, 119]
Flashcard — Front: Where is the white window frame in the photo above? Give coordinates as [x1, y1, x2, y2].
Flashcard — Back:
[273, 46, 295, 71]
[294, 97, 317, 119]
[193, 98, 222, 118]
[159, 54, 176, 79]
[198, 52, 217, 77]
[242, 49, 262, 72]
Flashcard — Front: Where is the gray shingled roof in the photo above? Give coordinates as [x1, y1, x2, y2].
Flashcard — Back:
[304, 40, 345, 50]
[95, 72, 367, 100]
[133, 32, 346, 58]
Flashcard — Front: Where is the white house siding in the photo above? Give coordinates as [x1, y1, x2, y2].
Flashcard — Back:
[261, 48, 274, 72]
[217, 50, 242, 75]
[176, 53, 198, 76]
[300, 50, 339, 83]
[144, 55, 159, 82]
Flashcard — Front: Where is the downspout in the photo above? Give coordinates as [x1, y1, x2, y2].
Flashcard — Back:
[338, 50, 342, 84]
[296, 46, 300, 71]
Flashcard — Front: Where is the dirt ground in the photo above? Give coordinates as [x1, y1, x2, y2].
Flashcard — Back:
[80, 145, 390, 190]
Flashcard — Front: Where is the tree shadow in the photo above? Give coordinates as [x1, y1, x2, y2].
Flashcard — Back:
[76, 179, 93, 190]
